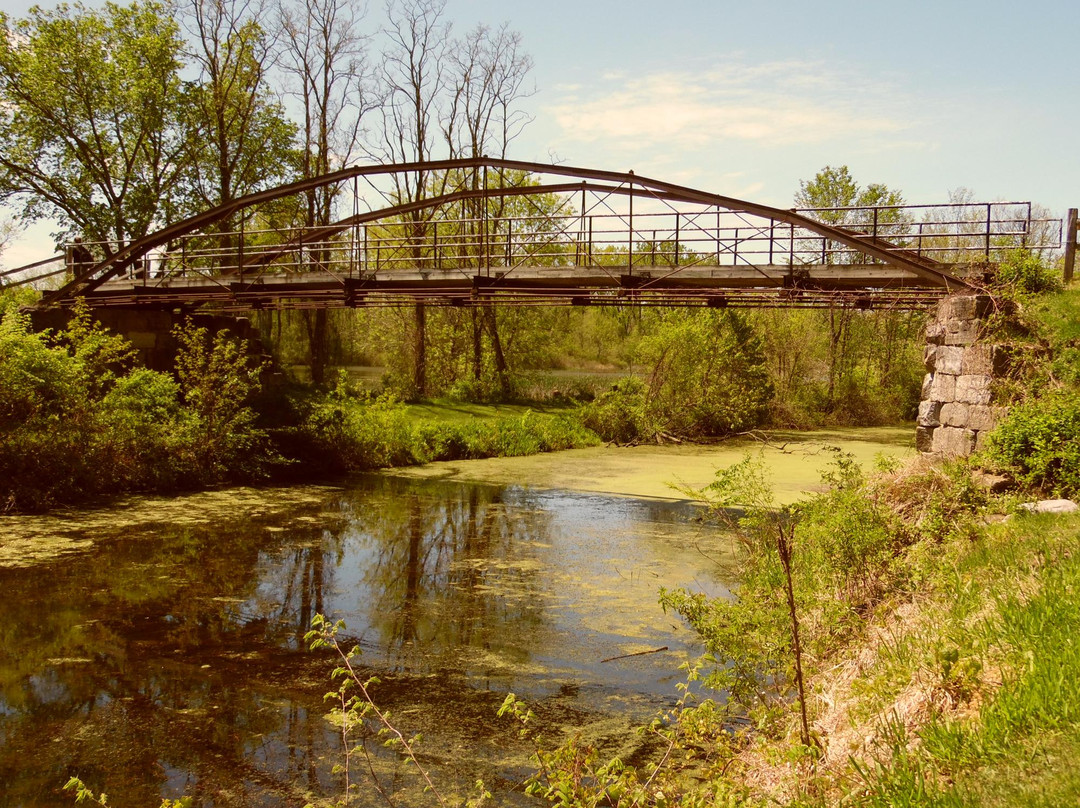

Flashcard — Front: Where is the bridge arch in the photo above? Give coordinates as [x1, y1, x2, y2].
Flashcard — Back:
[42, 157, 973, 311]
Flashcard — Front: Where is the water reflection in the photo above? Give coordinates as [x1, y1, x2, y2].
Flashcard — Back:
[0, 476, 733, 806]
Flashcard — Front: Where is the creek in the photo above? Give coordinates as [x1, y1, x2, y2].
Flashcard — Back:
[0, 428, 912, 807]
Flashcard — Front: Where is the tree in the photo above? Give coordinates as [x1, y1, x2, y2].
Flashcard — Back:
[795, 165, 909, 262]
[794, 166, 917, 416]
[795, 165, 860, 226]
[278, 0, 372, 384]
[443, 22, 533, 162]
[442, 23, 533, 394]
[0, 1, 189, 252]
[365, 2, 536, 397]
[366, 0, 452, 396]
[181, 0, 298, 220]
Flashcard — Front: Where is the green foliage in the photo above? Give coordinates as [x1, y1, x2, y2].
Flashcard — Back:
[498, 663, 738, 808]
[64, 775, 192, 807]
[985, 389, 1080, 496]
[847, 520, 1080, 807]
[752, 306, 927, 427]
[994, 249, 1062, 296]
[662, 452, 986, 733]
[0, 311, 269, 510]
[172, 321, 271, 480]
[294, 377, 417, 470]
[0, 1, 188, 244]
[641, 310, 772, 438]
[289, 373, 600, 472]
[577, 377, 656, 443]
[305, 614, 463, 808]
[795, 165, 910, 246]
[180, 12, 298, 214]
[579, 311, 773, 442]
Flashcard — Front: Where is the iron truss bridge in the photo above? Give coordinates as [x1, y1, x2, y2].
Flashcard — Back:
[5, 159, 1066, 311]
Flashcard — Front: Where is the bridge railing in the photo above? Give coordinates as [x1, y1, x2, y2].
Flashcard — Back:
[793, 200, 1060, 264]
[49, 199, 1063, 291]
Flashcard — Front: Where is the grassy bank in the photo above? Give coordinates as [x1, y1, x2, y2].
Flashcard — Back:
[274, 381, 599, 478]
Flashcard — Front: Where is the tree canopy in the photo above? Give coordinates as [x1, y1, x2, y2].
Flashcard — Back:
[0, 1, 189, 249]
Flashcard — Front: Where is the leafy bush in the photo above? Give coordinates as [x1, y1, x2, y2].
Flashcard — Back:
[994, 249, 1063, 296]
[577, 377, 657, 443]
[172, 322, 272, 481]
[641, 309, 772, 438]
[580, 311, 773, 442]
[289, 373, 600, 473]
[985, 389, 1080, 496]
[295, 380, 418, 471]
[0, 310, 270, 510]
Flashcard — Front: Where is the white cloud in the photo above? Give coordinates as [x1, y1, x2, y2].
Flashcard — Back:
[544, 59, 916, 151]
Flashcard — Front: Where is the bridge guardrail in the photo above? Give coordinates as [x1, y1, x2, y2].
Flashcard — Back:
[48, 201, 1061, 289]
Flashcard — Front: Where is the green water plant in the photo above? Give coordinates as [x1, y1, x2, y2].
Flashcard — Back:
[305, 614, 490, 808]
[63, 776, 191, 807]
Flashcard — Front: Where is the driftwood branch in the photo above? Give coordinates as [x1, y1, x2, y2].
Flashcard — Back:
[600, 646, 669, 664]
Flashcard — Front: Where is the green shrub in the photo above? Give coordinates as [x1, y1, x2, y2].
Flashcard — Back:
[985, 389, 1080, 496]
[294, 377, 417, 471]
[0, 311, 271, 510]
[641, 309, 773, 438]
[995, 249, 1062, 296]
[577, 377, 657, 443]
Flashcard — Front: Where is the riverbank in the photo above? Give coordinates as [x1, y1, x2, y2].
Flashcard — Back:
[509, 452, 1080, 807]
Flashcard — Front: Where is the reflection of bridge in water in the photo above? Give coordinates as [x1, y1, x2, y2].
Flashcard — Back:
[6, 158, 1067, 311]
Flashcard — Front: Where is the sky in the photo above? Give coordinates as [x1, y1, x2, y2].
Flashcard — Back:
[3, 0, 1078, 267]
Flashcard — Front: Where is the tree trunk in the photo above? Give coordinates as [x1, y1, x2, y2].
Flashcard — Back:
[484, 305, 509, 397]
[414, 301, 427, 397]
[304, 309, 329, 386]
[472, 307, 483, 382]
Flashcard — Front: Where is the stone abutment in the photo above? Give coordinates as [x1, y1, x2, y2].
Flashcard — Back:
[917, 294, 1008, 456]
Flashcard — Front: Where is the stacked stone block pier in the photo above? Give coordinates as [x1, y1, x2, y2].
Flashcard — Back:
[917, 295, 1007, 456]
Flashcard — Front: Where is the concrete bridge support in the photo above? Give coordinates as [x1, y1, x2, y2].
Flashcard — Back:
[917, 295, 1008, 456]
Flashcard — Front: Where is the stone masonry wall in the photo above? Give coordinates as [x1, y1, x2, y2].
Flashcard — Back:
[917, 294, 1007, 456]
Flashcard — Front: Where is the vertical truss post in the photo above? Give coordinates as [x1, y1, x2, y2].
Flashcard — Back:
[578, 183, 585, 266]
[769, 221, 776, 265]
[1066, 207, 1078, 284]
[238, 215, 245, 283]
[433, 221, 440, 271]
[483, 164, 490, 276]
[353, 176, 360, 278]
[674, 213, 680, 266]
[363, 222, 368, 276]
[716, 208, 721, 265]
[985, 203, 992, 258]
[627, 171, 634, 275]
[733, 228, 738, 265]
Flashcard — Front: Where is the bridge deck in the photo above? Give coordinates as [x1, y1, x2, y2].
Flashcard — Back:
[80, 263, 950, 310]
